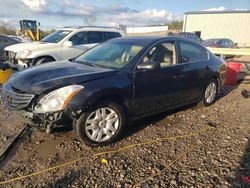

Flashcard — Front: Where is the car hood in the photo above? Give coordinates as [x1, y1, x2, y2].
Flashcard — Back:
[4, 42, 58, 53]
[8, 61, 116, 94]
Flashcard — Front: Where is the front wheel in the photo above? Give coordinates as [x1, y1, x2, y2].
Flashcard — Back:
[34, 57, 54, 65]
[200, 79, 218, 107]
[75, 101, 125, 147]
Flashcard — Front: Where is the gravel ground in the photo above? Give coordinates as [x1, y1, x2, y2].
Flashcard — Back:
[0, 83, 249, 188]
[0, 90, 25, 155]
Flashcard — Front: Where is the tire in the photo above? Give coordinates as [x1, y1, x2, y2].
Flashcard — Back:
[75, 101, 125, 147]
[199, 79, 218, 107]
[34, 57, 54, 65]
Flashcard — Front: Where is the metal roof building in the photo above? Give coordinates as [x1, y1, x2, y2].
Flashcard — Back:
[183, 11, 250, 47]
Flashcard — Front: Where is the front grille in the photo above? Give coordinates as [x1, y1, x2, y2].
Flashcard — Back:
[2, 83, 35, 110]
[4, 51, 17, 64]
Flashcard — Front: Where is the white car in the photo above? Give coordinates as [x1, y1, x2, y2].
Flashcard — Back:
[4, 27, 125, 70]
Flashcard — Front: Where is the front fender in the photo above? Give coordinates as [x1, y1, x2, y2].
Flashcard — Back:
[65, 73, 133, 115]
[28, 49, 61, 61]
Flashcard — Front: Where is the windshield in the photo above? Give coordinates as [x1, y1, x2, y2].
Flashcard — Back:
[75, 41, 143, 69]
[41, 30, 72, 43]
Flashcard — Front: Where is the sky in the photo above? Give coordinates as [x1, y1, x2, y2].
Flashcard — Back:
[0, 0, 250, 30]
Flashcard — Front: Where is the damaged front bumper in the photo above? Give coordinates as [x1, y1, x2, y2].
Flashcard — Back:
[5, 59, 35, 71]
[14, 110, 64, 132]
[14, 107, 85, 133]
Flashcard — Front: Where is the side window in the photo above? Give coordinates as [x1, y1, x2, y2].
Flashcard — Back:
[0, 36, 8, 43]
[106, 32, 121, 40]
[0, 36, 4, 43]
[178, 42, 208, 63]
[142, 42, 176, 67]
[227, 39, 234, 47]
[4, 37, 8, 42]
[5, 37, 13, 43]
[191, 34, 199, 41]
[218, 40, 224, 47]
[225, 40, 231, 48]
[69, 32, 88, 45]
[87, 31, 104, 44]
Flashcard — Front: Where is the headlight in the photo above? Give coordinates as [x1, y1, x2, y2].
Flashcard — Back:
[15, 49, 32, 60]
[34, 85, 84, 114]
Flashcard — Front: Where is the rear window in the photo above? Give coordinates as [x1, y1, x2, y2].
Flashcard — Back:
[178, 42, 208, 63]
[106, 32, 121, 40]
[189, 34, 199, 40]
[87, 31, 105, 43]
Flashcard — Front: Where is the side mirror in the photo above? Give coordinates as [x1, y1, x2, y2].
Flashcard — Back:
[63, 41, 73, 47]
[137, 61, 160, 71]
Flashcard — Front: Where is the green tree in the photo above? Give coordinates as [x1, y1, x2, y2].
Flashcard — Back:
[167, 21, 183, 30]
[0, 20, 15, 35]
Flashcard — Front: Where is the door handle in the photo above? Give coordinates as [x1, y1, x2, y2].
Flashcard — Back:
[173, 73, 185, 79]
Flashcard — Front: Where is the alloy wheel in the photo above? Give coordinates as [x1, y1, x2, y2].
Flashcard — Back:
[85, 107, 119, 142]
[204, 82, 217, 104]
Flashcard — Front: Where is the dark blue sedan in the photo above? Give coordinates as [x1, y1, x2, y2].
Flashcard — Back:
[2, 36, 227, 146]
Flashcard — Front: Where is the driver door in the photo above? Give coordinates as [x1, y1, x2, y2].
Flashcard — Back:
[133, 41, 184, 116]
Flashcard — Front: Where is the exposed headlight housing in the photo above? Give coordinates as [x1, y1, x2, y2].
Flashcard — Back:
[34, 85, 84, 114]
[15, 49, 32, 60]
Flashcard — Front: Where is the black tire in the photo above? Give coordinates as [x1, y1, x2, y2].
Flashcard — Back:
[199, 79, 218, 107]
[34, 57, 54, 65]
[75, 101, 125, 147]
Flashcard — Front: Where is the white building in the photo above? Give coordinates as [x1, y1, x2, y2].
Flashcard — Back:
[183, 11, 250, 47]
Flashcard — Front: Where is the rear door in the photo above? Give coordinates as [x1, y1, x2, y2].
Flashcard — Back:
[133, 40, 184, 116]
[176, 41, 211, 103]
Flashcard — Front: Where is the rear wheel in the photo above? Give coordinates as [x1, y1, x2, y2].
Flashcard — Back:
[75, 101, 125, 147]
[201, 79, 218, 106]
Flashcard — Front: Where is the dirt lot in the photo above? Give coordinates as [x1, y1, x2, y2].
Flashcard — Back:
[0, 83, 249, 188]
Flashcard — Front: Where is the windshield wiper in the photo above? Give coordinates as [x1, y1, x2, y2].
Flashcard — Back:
[75, 60, 99, 67]
[75, 60, 114, 69]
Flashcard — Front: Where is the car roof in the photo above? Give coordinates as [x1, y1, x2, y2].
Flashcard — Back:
[107, 36, 195, 46]
[59, 26, 124, 33]
[178, 32, 195, 34]
[205, 38, 230, 41]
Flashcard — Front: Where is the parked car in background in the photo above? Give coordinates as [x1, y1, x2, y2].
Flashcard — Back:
[168, 32, 201, 43]
[2, 36, 226, 147]
[4, 26, 126, 70]
[0, 35, 23, 61]
[7, 35, 32, 43]
[202, 38, 238, 48]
